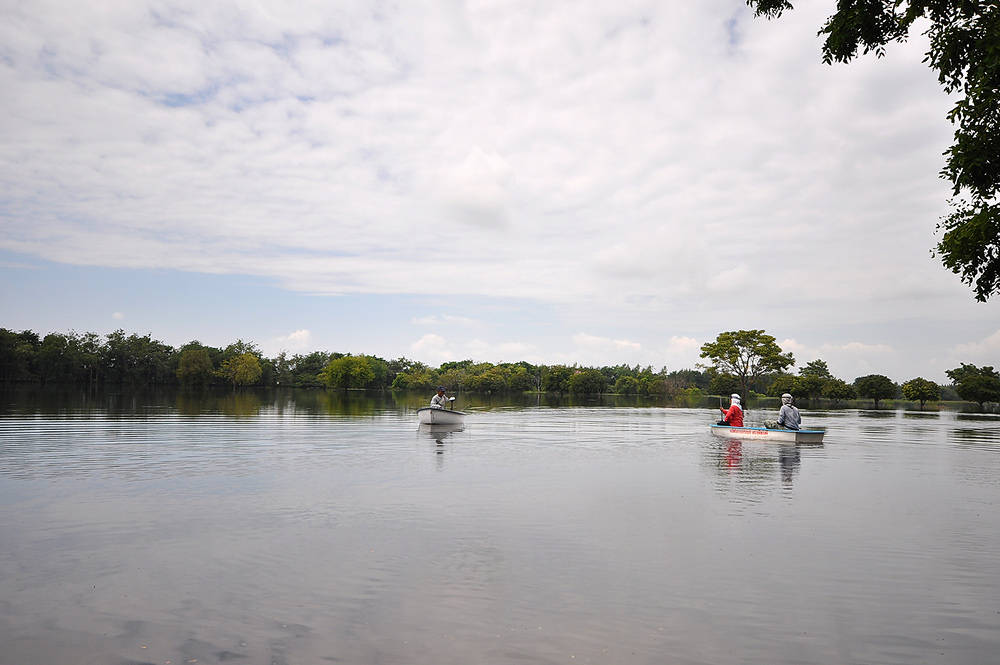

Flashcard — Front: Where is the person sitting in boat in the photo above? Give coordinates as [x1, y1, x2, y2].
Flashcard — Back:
[765, 393, 801, 430]
[718, 393, 744, 427]
[430, 386, 450, 408]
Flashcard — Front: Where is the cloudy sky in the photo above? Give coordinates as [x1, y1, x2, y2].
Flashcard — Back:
[1, 0, 997, 383]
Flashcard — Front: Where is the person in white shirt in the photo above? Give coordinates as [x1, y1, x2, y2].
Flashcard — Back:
[766, 393, 801, 430]
[430, 387, 450, 408]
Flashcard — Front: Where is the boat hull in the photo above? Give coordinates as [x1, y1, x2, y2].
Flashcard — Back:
[710, 424, 824, 444]
[417, 407, 467, 426]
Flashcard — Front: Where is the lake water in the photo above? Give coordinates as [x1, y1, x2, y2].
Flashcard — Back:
[1, 389, 999, 665]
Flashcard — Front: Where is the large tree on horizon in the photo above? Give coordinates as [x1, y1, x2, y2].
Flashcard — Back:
[747, 0, 1000, 302]
[946, 362, 1000, 409]
[855, 373, 898, 408]
[699, 330, 794, 403]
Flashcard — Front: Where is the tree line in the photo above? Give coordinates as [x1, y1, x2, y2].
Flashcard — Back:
[1, 327, 997, 409]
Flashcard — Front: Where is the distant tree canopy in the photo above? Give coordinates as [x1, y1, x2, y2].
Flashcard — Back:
[854, 374, 899, 408]
[769, 361, 861, 403]
[217, 353, 263, 388]
[901, 377, 941, 409]
[747, 0, 1000, 301]
[822, 379, 858, 404]
[319, 355, 386, 390]
[177, 348, 214, 387]
[946, 363, 1000, 410]
[567, 369, 608, 395]
[800, 359, 834, 380]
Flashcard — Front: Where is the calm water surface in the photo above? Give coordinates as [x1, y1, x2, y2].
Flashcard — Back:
[1, 389, 999, 665]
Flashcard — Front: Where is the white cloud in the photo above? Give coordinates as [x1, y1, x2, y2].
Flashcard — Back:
[268, 329, 312, 355]
[950, 330, 1000, 366]
[412, 314, 480, 327]
[411, 333, 453, 363]
[436, 147, 512, 230]
[660, 336, 702, 371]
[817, 342, 899, 382]
[574, 333, 642, 351]
[1, 0, 995, 383]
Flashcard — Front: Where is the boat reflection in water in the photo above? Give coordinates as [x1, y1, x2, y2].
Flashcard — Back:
[418, 422, 465, 446]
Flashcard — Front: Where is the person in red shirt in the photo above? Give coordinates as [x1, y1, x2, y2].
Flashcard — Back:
[718, 393, 744, 427]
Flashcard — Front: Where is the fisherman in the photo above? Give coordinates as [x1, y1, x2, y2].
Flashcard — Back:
[718, 393, 744, 427]
[765, 393, 801, 430]
[430, 386, 450, 409]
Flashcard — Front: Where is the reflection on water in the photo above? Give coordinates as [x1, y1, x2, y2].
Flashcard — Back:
[1, 389, 1000, 665]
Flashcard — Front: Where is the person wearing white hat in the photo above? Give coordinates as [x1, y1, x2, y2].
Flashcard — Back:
[766, 393, 802, 430]
[718, 393, 744, 427]
[777, 393, 801, 430]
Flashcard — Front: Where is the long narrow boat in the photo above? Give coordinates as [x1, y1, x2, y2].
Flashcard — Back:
[417, 407, 467, 426]
[709, 424, 825, 444]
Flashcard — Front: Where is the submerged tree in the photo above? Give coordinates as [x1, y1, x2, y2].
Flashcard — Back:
[319, 355, 376, 390]
[822, 378, 858, 404]
[855, 374, 898, 408]
[901, 377, 941, 409]
[747, 0, 1000, 301]
[177, 348, 215, 387]
[946, 363, 1000, 410]
[216, 352, 263, 388]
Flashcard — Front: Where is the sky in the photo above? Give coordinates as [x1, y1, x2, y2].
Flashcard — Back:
[1, 0, 997, 385]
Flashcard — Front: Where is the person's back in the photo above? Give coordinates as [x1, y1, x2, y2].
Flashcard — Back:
[727, 404, 744, 427]
[777, 393, 801, 430]
[720, 394, 743, 427]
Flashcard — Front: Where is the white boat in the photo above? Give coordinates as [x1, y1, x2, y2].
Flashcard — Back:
[417, 407, 467, 426]
[709, 424, 824, 444]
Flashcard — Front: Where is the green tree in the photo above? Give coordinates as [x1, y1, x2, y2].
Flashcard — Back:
[217, 352, 263, 387]
[364, 356, 390, 389]
[901, 377, 941, 409]
[36, 332, 93, 383]
[767, 372, 797, 397]
[386, 357, 425, 387]
[0, 329, 41, 382]
[854, 374, 898, 408]
[507, 366, 535, 392]
[700, 330, 794, 402]
[567, 369, 608, 395]
[795, 374, 828, 400]
[800, 359, 834, 380]
[391, 365, 439, 390]
[286, 351, 334, 387]
[637, 370, 670, 397]
[101, 330, 174, 384]
[614, 375, 640, 394]
[822, 378, 858, 404]
[471, 366, 509, 393]
[946, 363, 1000, 410]
[542, 365, 573, 393]
[708, 372, 742, 399]
[319, 355, 376, 390]
[177, 348, 215, 387]
[666, 368, 711, 392]
[748, 0, 1000, 301]
[272, 351, 294, 386]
